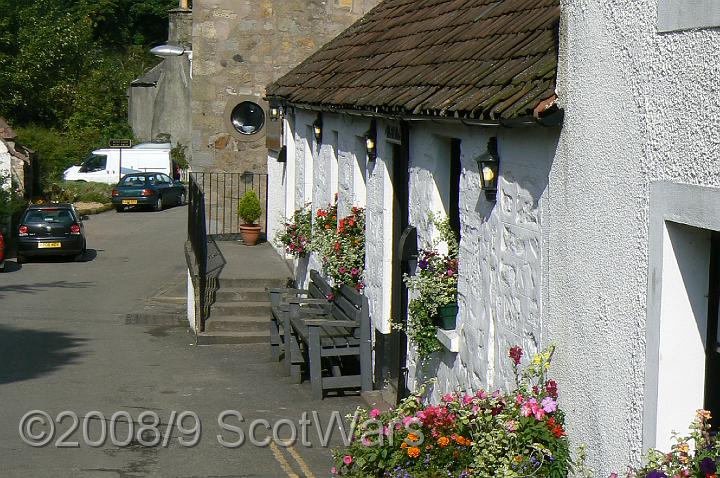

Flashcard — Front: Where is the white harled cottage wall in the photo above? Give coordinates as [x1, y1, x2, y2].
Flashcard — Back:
[268, 108, 559, 389]
[549, 0, 720, 472]
[403, 124, 558, 396]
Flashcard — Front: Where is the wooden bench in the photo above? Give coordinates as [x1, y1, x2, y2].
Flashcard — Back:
[286, 282, 372, 400]
[267, 270, 332, 364]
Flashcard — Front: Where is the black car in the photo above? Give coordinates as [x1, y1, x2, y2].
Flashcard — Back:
[112, 172, 186, 212]
[16, 204, 87, 263]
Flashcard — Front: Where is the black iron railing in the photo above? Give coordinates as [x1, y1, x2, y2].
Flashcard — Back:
[188, 175, 208, 329]
[190, 171, 269, 239]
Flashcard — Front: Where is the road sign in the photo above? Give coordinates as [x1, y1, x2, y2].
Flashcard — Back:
[109, 139, 132, 148]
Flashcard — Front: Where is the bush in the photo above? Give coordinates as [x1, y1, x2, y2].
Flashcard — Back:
[310, 202, 366, 289]
[401, 214, 459, 359]
[47, 181, 113, 204]
[332, 345, 571, 477]
[275, 203, 312, 257]
[238, 191, 262, 224]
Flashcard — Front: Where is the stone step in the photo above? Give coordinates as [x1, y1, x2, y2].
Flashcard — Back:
[196, 331, 269, 345]
[209, 301, 271, 317]
[205, 316, 268, 333]
[214, 288, 270, 302]
[217, 278, 289, 289]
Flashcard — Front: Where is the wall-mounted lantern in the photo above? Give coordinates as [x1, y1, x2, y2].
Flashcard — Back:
[268, 97, 283, 122]
[476, 136, 500, 201]
[313, 114, 323, 144]
[365, 120, 377, 162]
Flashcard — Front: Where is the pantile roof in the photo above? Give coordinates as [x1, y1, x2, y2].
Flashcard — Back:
[267, 0, 560, 121]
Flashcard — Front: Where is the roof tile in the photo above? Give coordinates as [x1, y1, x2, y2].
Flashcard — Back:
[267, 0, 559, 120]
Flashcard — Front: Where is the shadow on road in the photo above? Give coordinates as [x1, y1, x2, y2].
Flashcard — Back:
[0, 280, 93, 299]
[0, 324, 86, 385]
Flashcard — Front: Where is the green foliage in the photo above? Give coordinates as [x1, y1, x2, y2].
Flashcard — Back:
[275, 204, 312, 258]
[401, 214, 459, 360]
[170, 143, 189, 170]
[332, 346, 572, 477]
[310, 203, 366, 288]
[0, 175, 28, 225]
[238, 191, 262, 224]
[46, 181, 113, 204]
[0, 0, 174, 188]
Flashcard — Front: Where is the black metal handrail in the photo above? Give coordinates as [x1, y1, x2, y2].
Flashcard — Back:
[188, 175, 208, 328]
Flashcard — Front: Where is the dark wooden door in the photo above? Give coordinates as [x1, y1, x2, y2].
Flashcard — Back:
[705, 232, 720, 430]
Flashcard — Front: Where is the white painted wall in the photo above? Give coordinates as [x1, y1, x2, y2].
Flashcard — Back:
[551, 0, 720, 471]
[405, 123, 556, 395]
[0, 141, 11, 190]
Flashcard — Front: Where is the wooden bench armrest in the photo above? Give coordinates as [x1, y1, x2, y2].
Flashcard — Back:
[267, 287, 309, 295]
[303, 319, 358, 327]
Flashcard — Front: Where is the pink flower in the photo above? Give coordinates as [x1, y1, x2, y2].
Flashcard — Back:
[331, 467, 337, 474]
[351, 268, 359, 276]
[463, 395, 474, 404]
[541, 396, 557, 413]
[447, 269, 454, 276]
[343, 455, 353, 465]
[369, 408, 381, 418]
[509, 346, 524, 365]
[521, 402, 533, 417]
[608, 474, 617, 478]
[339, 266, 347, 274]
[361, 436, 372, 446]
[534, 407, 546, 420]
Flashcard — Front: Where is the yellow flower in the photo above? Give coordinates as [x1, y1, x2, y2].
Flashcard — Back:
[533, 354, 542, 366]
[407, 446, 420, 458]
[677, 442, 689, 454]
[400, 442, 408, 449]
[437, 436, 450, 447]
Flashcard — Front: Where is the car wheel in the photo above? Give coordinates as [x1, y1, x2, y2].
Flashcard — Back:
[154, 195, 163, 212]
[115, 206, 125, 213]
[178, 192, 186, 206]
[74, 247, 86, 262]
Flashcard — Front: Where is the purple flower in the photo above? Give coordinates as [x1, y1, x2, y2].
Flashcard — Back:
[418, 259, 428, 270]
[700, 457, 717, 475]
[541, 396, 557, 413]
[646, 471, 667, 478]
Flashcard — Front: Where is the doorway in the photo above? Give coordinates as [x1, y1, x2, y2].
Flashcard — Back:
[705, 231, 720, 430]
[374, 122, 410, 404]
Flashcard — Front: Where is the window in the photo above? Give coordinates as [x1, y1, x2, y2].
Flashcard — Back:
[449, 138, 461, 240]
[230, 101, 265, 135]
[79, 154, 107, 173]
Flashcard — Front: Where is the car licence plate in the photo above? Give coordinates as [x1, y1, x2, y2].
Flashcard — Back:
[122, 200, 138, 205]
[38, 242, 61, 249]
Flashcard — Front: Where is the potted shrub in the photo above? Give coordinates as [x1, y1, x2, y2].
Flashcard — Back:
[238, 191, 262, 245]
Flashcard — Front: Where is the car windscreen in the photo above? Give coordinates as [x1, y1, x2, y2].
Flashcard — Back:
[119, 175, 150, 187]
[23, 209, 75, 224]
[79, 154, 107, 173]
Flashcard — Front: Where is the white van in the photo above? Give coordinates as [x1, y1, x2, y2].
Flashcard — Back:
[63, 143, 172, 185]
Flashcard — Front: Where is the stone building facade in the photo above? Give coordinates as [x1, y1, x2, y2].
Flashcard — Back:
[129, 0, 380, 172]
[189, 0, 381, 173]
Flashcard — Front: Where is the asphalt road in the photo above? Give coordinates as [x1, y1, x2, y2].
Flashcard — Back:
[0, 205, 360, 478]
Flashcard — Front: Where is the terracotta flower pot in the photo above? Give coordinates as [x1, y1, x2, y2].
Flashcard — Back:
[239, 224, 261, 246]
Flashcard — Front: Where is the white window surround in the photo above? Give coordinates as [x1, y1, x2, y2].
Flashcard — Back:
[657, 0, 720, 32]
[645, 181, 720, 451]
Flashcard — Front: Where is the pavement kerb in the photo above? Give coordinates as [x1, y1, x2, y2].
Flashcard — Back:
[75, 204, 113, 216]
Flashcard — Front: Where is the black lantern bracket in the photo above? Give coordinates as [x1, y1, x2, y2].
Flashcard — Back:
[475, 136, 500, 201]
